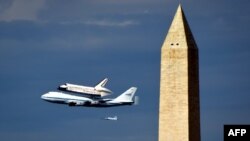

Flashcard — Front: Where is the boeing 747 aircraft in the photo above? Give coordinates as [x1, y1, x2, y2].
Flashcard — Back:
[58, 78, 112, 97]
[41, 87, 137, 107]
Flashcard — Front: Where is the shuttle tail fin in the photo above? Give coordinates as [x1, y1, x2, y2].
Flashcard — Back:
[95, 78, 108, 88]
[94, 78, 112, 95]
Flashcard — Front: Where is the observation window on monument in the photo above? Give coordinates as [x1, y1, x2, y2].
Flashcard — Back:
[176, 43, 179, 46]
[171, 43, 174, 46]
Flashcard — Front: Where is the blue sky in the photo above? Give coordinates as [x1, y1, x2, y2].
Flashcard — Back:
[0, 0, 250, 141]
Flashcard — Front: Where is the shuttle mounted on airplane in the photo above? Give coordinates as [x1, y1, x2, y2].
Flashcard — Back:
[41, 87, 138, 108]
[58, 78, 112, 97]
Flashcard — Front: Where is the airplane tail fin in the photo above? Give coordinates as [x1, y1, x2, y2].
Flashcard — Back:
[95, 78, 108, 88]
[113, 87, 137, 102]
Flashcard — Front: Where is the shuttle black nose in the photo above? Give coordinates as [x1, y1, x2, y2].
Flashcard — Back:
[58, 85, 66, 91]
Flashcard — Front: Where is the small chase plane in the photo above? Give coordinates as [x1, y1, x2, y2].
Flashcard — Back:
[41, 87, 138, 107]
[104, 116, 118, 121]
[58, 78, 112, 97]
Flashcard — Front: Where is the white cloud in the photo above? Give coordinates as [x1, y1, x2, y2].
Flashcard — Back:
[0, 0, 45, 22]
[58, 19, 139, 27]
[0, 0, 159, 23]
[83, 20, 139, 27]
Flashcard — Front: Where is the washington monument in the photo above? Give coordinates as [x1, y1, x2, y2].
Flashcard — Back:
[158, 5, 200, 141]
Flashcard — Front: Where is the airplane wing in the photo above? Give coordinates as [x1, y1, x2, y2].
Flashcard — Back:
[67, 100, 92, 106]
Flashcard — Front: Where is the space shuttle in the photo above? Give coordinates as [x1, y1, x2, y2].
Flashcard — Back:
[58, 78, 112, 97]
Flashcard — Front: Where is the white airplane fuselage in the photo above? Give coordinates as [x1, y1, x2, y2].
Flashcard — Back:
[41, 92, 95, 106]
[41, 87, 137, 107]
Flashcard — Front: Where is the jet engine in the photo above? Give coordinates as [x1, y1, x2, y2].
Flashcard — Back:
[68, 101, 85, 106]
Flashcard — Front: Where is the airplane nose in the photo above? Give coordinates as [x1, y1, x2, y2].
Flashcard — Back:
[41, 94, 45, 99]
[41, 93, 48, 100]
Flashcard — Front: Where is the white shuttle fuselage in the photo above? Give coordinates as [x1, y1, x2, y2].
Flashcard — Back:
[58, 78, 112, 97]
